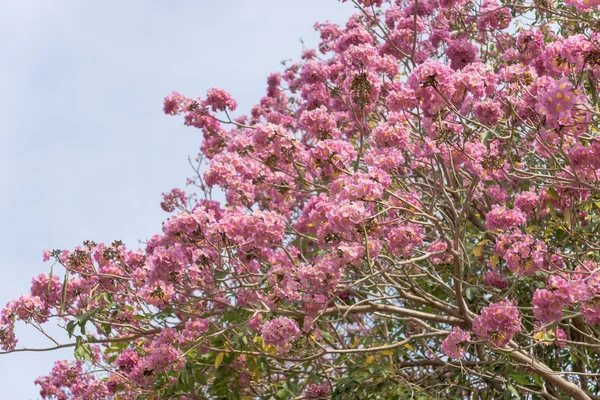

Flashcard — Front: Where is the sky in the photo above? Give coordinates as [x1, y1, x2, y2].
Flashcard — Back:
[0, 1, 354, 398]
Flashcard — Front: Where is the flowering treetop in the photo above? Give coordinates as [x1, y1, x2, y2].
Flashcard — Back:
[4, 0, 600, 399]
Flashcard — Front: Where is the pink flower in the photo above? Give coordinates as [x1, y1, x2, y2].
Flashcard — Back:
[483, 269, 510, 290]
[516, 29, 544, 63]
[163, 91, 182, 115]
[248, 314, 263, 333]
[532, 288, 568, 323]
[261, 317, 301, 353]
[115, 349, 141, 374]
[386, 84, 417, 111]
[495, 232, 547, 276]
[203, 87, 237, 112]
[298, 106, 339, 140]
[473, 99, 503, 126]
[485, 205, 526, 231]
[160, 188, 187, 212]
[514, 190, 539, 214]
[536, 78, 579, 127]
[478, 0, 511, 31]
[446, 39, 478, 70]
[35, 360, 109, 399]
[388, 223, 424, 257]
[305, 382, 332, 399]
[408, 60, 455, 116]
[328, 169, 390, 202]
[441, 327, 471, 359]
[325, 200, 369, 233]
[473, 301, 521, 347]
[307, 139, 357, 180]
[181, 318, 209, 341]
[555, 328, 567, 348]
[564, 0, 600, 11]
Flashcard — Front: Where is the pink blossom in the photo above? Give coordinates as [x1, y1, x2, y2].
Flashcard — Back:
[515, 190, 539, 214]
[248, 314, 263, 332]
[555, 328, 567, 348]
[160, 188, 188, 212]
[261, 317, 301, 353]
[203, 87, 237, 112]
[473, 99, 503, 126]
[536, 78, 579, 127]
[485, 205, 526, 231]
[388, 223, 424, 257]
[495, 232, 547, 276]
[441, 327, 471, 359]
[446, 39, 478, 70]
[473, 301, 521, 347]
[305, 382, 332, 399]
[478, 0, 511, 31]
[483, 269, 510, 290]
[163, 91, 182, 115]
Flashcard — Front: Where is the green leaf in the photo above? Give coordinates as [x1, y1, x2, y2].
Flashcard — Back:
[564, 208, 572, 230]
[480, 130, 494, 143]
[215, 352, 225, 368]
[588, 73, 598, 108]
[75, 308, 100, 336]
[510, 372, 530, 385]
[47, 265, 54, 299]
[74, 336, 93, 362]
[546, 188, 560, 201]
[547, 204, 557, 221]
[507, 383, 519, 398]
[60, 273, 69, 314]
[465, 287, 479, 301]
[66, 320, 77, 338]
[276, 388, 288, 399]
[77, 308, 99, 324]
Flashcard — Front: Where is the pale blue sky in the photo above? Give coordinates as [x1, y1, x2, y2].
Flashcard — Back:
[0, 1, 353, 398]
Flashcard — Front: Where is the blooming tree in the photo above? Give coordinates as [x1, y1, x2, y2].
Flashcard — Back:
[4, 0, 600, 398]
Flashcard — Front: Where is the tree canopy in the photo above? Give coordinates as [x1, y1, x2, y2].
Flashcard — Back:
[4, 0, 600, 399]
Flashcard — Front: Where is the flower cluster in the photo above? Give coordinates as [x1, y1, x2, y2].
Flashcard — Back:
[441, 327, 471, 359]
[473, 301, 521, 347]
[261, 317, 301, 354]
[35, 361, 109, 400]
[485, 205, 527, 231]
[160, 188, 188, 212]
[536, 78, 580, 127]
[446, 39, 478, 70]
[495, 232, 547, 276]
[473, 99, 503, 126]
[304, 382, 332, 399]
[7, 0, 600, 398]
